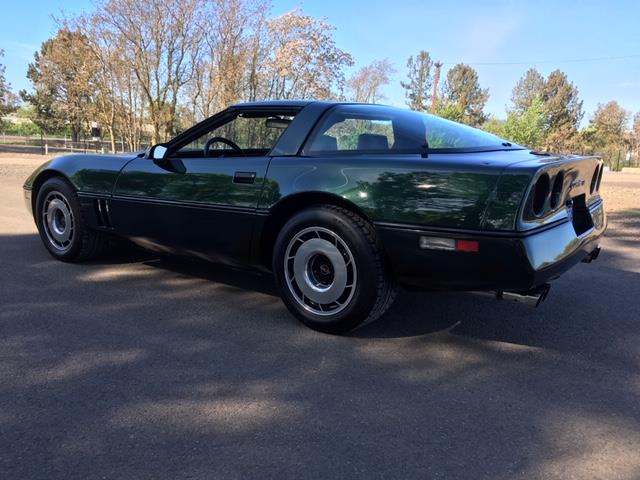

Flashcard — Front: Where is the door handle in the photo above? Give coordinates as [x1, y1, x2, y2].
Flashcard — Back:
[233, 171, 256, 184]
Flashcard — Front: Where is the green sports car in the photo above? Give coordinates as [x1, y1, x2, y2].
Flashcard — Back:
[24, 101, 606, 333]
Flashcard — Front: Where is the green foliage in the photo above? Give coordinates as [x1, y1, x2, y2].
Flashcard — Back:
[541, 70, 583, 151]
[588, 101, 630, 147]
[0, 49, 17, 115]
[500, 97, 548, 149]
[400, 51, 433, 111]
[435, 102, 465, 123]
[508, 68, 583, 152]
[439, 63, 489, 126]
[6, 122, 42, 136]
[482, 117, 505, 137]
[21, 29, 97, 140]
[511, 68, 545, 114]
[583, 101, 631, 168]
[15, 105, 36, 119]
[543, 70, 584, 129]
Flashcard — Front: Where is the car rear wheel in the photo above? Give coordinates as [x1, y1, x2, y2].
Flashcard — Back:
[273, 205, 397, 334]
[35, 177, 110, 262]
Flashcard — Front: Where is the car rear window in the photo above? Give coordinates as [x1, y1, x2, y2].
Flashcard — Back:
[306, 104, 514, 154]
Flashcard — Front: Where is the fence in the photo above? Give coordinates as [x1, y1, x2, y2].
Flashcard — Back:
[0, 134, 151, 155]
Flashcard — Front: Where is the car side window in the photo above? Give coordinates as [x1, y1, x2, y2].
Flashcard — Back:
[177, 113, 295, 157]
[307, 104, 510, 154]
[318, 118, 394, 152]
[307, 107, 411, 154]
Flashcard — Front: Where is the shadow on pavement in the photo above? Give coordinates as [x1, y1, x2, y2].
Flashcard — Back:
[2, 231, 640, 479]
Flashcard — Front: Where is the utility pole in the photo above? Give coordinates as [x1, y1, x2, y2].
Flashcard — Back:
[431, 61, 443, 113]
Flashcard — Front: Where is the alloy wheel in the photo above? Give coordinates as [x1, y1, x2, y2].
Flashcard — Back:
[284, 226, 357, 317]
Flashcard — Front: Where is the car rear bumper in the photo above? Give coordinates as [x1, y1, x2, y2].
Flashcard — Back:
[376, 200, 606, 291]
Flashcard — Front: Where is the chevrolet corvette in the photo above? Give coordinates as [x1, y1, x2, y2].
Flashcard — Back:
[24, 101, 606, 333]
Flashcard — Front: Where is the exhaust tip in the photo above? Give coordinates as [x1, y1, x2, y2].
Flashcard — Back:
[582, 247, 601, 263]
[498, 284, 551, 307]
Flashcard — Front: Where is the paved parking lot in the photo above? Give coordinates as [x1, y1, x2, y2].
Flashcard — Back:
[1, 154, 639, 479]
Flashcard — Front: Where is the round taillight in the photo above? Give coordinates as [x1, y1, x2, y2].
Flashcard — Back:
[550, 170, 565, 210]
[596, 163, 604, 192]
[532, 173, 550, 216]
[590, 164, 600, 194]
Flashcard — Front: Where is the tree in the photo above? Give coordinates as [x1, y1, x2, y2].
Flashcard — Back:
[632, 112, 640, 163]
[265, 10, 353, 100]
[501, 97, 548, 149]
[22, 29, 97, 141]
[400, 51, 433, 111]
[438, 63, 489, 126]
[188, 0, 269, 119]
[0, 50, 18, 116]
[73, 13, 128, 152]
[589, 101, 629, 147]
[541, 69, 583, 152]
[93, 0, 204, 143]
[435, 102, 465, 123]
[510, 68, 545, 114]
[482, 117, 505, 137]
[346, 59, 395, 103]
[582, 101, 630, 168]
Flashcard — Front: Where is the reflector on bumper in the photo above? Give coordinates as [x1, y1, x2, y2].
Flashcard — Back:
[419, 236, 480, 253]
[419, 236, 456, 251]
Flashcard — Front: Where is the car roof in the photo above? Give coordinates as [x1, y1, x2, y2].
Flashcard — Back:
[231, 100, 317, 108]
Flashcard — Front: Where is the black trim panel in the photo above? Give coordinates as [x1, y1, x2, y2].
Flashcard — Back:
[374, 218, 569, 239]
[78, 192, 269, 216]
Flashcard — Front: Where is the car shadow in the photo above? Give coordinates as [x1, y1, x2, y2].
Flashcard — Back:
[13, 229, 640, 356]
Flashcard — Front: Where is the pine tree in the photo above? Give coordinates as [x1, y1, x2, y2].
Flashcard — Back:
[400, 51, 433, 111]
[510, 68, 545, 114]
[439, 63, 489, 126]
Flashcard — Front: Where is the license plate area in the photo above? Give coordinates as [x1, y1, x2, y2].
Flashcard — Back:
[567, 194, 594, 236]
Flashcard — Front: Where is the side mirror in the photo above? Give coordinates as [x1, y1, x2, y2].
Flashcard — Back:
[149, 144, 168, 160]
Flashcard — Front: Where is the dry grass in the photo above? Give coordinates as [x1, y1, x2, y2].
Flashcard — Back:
[600, 172, 640, 214]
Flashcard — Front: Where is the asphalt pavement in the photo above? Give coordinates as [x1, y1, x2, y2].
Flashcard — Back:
[1, 155, 639, 479]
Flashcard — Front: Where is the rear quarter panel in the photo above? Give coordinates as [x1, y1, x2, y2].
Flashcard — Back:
[261, 152, 528, 230]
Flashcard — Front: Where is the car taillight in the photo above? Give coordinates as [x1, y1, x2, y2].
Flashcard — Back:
[596, 163, 604, 192]
[419, 236, 479, 253]
[532, 173, 550, 216]
[549, 170, 565, 210]
[590, 164, 600, 194]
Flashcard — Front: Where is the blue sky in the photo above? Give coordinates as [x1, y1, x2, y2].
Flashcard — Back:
[2, 0, 639, 123]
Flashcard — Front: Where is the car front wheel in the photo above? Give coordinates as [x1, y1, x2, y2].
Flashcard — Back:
[35, 177, 109, 262]
[273, 205, 397, 334]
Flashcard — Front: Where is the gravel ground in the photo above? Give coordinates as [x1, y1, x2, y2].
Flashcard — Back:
[1, 152, 639, 480]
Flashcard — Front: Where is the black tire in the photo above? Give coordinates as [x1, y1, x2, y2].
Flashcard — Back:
[273, 205, 397, 334]
[35, 177, 109, 262]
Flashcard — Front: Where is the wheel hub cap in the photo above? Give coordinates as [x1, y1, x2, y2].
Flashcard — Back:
[42, 191, 74, 252]
[285, 227, 356, 317]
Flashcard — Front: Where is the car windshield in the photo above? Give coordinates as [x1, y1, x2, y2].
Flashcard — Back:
[307, 104, 518, 153]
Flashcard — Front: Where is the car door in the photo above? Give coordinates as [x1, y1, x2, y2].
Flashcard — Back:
[109, 109, 296, 266]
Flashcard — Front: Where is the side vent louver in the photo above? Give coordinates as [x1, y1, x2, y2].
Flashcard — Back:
[94, 199, 112, 228]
